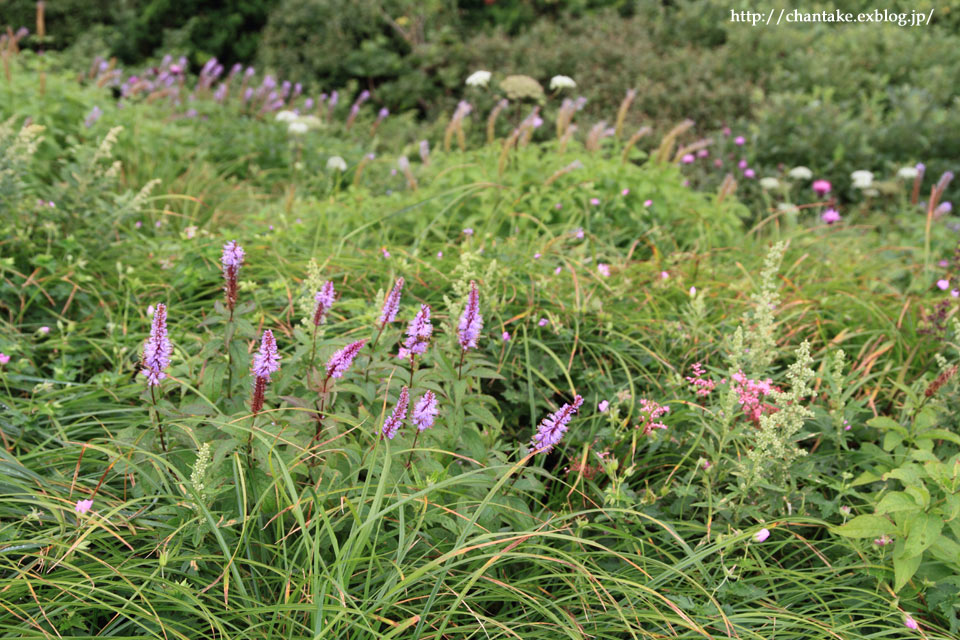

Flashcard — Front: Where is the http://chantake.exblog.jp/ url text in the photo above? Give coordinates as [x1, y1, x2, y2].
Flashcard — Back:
[730, 8, 934, 27]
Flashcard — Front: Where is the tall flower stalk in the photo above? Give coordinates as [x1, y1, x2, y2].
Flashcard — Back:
[142, 303, 172, 451]
[457, 280, 483, 378]
[381, 386, 409, 441]
[531, 395, 584, 453]
[248, 329, 281, 461]
[314, 339, 367, 441]
[221, 240, 245, 398]
[309, 281, 335, 372]
[399, 304, 432, 389]
[373, 277, 404, 348]
[406, 390, 438, 468]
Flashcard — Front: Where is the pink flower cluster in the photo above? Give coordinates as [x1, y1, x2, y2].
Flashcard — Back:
[637, 398, 669, 435]
[731, 371, 779, 424]
[685, 363, 715, 396]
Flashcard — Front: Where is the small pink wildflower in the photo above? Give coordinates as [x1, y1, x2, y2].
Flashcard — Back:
[744, 168, 755, 179]
[821, 209, 841, 224]
[734, 136, 745, 146]
[39, 326, 50, 335]
[937, 279, 949, 290]
[590, 198, 600, 206]
[731, 371, 779, 424]
[697, 149, 709, 158]
[534, 253, 541, 259]
[463, 228, 473, 236]
[573, 227, 584, 239]
[812, 179, 831, 196]
[555, 202, 562, 209]
[437, 251, 443, 258]
[0, 353, 9, 365]
[644, 199, 653, 207]
[839, 505, 851, 515]
[597, 263, 610, 277]
[682, 154, 695, 164]
[660, 271, 669, 279]
[904, 614, 918, 631]
[598, 400, 609, 412]
[754, 528, 770, 542]
[738, 159, 748, 170]
[554, 266, 562, 275]
[874, 534, 893, 546]
[685, 363, 716, 396]
[621, 188, 630, 196]
[689, 286, 697, 296]
[637, 398, 668, 435]
[381, 247, 390, 258]
[538, 318, 548, 327]
[75, 499, 93, 514]
[502, 331, 511, 341]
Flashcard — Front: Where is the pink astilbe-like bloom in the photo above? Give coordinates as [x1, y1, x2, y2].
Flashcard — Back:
[142, 303, 172, 386]
[221, 240, 245, 313]
[313, 281, 336, 326]
[731, 371, 779, 424]
[252, 329, 281, 380]
[638, 398, 669, 435]
[457, 281, 483, 351]
[531, 395, 584, 453]
[400, 305, 433, 359]
[381, 386, 410, 440]
[379, 278, 404, 325]
[413, 390, 439, 431]
[75, 498, 93, 514]
[812, 179, 831, 196]
[325, 339, 367, 379]
[685, 363, 716, 396]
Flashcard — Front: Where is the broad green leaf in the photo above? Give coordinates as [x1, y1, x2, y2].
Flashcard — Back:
[867, 416, 905, 434]
[875, 491, 919, 515]
[893, 547, 922, 592]
[904, 513, 942, 558]
[831, 515, 895, 538]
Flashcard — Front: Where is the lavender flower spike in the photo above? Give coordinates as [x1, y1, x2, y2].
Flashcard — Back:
[458, 280, 483, 351]
[313, 281, 336, 326]
[142, 303, 172, 386]
[379, 277, 404, 325]
[221, 240, 245, 314]
[382, 386, 410, 440]
[252, 329, 281, 380]
[400, 304, 433, 359]
[531, 395, 584, 453]
[325, 339, 367, 379]
[413, 391, 439, 431]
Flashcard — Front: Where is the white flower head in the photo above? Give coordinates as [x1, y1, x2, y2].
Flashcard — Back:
[326, 156, 347, 172]
[851, 170, 874, 189]
[759, 177, 780, 190]
[549, 75, 576, 90]
[465, 70, 492, 88]
[787, 166, 812, 180]
[897, 166, 919, 180]
[288, 121, 309, 135]
[275, 110, 298, 123]
[777, 202, 799, 213]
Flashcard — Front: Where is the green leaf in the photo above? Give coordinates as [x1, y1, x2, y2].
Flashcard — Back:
[875, 491, 919, 515]
[867, 416, 906, 434]
[893, 546, 922, 592]
[904, 513, 942, 558]
[831, 515, 895, 538]
[882, 431, 903, 451]
[917, 428, 960, 446]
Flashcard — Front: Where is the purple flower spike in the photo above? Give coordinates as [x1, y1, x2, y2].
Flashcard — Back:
[531, 395, 583, 453]
[325, 339, 367, 379]
[401, 305, 433, 358]
[313, 281, 336, 326]
[252, 329, 281, 380]
[142, 303, 172, 386]
[379, 278, 404, 325]
[413, 391, 439, 431]
[221, 240, 245, 313]
[381, 386, 409, 440]
[458, 281, 483, 352]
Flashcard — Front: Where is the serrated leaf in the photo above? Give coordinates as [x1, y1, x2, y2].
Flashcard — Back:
[867, 416, 906, 434]
[883, 431, 904, 451]
[831, 515, 895, 538]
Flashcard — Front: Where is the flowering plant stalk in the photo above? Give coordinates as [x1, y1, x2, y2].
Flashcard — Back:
[313, 339, 367, 442]
[142, 303, 172, 451]
[456, 281, 482, 378]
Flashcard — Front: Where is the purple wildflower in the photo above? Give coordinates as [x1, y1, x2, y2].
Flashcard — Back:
[531, 395, 583, 453]
[754, 528, 770, 542]
[313, 281, 336, 326]
[0, 353, 8, 365]
[904, 614, 918, 630]
[84, 106, 102, 128]
[381, 386, 409, 440]
[457, 281, 483, 351]
[413, 391, 439, 431]
[142, 303, 172, 386]
[221, 240, 245, 314]
[325, 339, 367, 379]
[379, 278, 404, 325]
[400, 305, 433, 359]
[75, 499, 93, 514]
[252, 329, 281, 380]
[821, 209, 841, 224]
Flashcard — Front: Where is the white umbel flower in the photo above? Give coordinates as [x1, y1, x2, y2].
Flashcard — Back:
[465, 70, 492, 88]
[549, 75, 576, 90]
[326, 156, 347, 172]
[897, 166, 919, 180]
[275, 110, 298, 123]
[759, 177, 780, 190]
[787, 166, 812, 180]
[851, 170, 874, 189]
[288, 121, 309, 135]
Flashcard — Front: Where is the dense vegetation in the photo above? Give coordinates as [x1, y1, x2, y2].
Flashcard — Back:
[2, 10, 960, 639]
